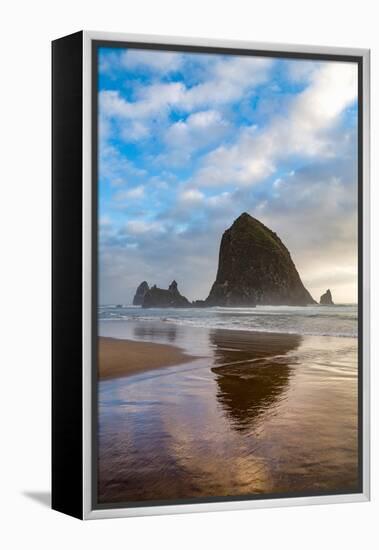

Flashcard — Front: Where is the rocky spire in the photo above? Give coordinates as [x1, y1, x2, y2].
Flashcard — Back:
[206, 213, 316, 306]
[320, 289, 334, 305]
[132, 281, 149, 306]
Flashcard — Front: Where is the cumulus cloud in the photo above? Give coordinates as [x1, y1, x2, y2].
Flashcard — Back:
[252, 154, 358, 304]
[121, 49, 183, 72]
[99, 55, 273, 129]
[100, 83, 185, 121]
[113, 185, 145, 201]
[100, 144, 146, 188]
[179, 189, 205, 204]
[124, 219, 166, 235]
[166, 110, 227, 144]
[99, 48, 183, 76]
[162, 110, 230, 164]
[97, 50, 359, 304]
[192, 62, 358, 188]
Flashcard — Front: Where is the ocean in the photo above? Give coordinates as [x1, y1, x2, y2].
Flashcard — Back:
[98, 304, 358, 339]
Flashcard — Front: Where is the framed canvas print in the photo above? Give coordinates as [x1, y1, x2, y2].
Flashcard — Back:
[52, 31, 370, 519]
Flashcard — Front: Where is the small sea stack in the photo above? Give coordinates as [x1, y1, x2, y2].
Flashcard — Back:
[132, 281, 150, 305]
[142, 280, 191, 308]
[320, 289, 334, 305]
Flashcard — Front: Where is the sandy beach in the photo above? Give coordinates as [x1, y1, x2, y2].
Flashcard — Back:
[98, 336, 195, 380]
[98, 320, 359, 504]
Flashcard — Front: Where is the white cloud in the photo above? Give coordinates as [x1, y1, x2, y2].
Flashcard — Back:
[192, 62, 358, 188]
[99, 54, 273, 163]
[206, 191, 231, 208]
[297, 62, 357, 121]
[100, 56, 273, 126]
[121, 49, 183, 72]
[181, 57, 272, 109]
[163, 110, 229, 162]
[125, 220, 165, 235]
[285, 60, 322, 83]
[120, 120, 150, 142]
[100, 145, 146, 188]
[114, 185, 145, 201]
[99, 49, 183, 77]
[168, 110, 227, 144]
[190, 110, 223, 128]
[99, 215, 112, 226]
[148, 175, 170, 190]
[100, 82, 186, 122]
[179, 189, 205, 204]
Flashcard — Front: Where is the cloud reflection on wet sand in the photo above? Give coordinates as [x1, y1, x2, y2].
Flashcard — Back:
[98, 322, 358, 504]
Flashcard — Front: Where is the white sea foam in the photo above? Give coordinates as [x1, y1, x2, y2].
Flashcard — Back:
[98, 304, 358, 338]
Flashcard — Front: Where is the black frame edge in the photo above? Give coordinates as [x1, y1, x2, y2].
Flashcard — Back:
[52, 30, 84, 520]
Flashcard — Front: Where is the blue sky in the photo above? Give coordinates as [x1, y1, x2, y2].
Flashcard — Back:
[98, 47, 358, 304]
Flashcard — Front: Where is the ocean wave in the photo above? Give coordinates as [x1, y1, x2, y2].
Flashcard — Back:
[98, 315, 357, 338]
[157, 317, 357, 338]
[98, 303, 358, 338]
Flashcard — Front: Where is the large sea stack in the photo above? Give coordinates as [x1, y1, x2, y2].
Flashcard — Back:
[142, 280, 191, 308]
[132, 281, 149, 305]
[320, 289, 334, 305]
[206, 213, 316, 307]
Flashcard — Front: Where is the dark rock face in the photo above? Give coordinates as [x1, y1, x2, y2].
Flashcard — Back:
[320, 289, 334, 305]
[132, 281, 149, 305]
[142, 281, 191, 308]
[206, 213, 316, 307]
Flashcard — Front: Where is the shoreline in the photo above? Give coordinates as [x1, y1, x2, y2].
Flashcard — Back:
[100, 323, 358, 339]
[98, 326, 357, 383]
[98, 336, 196, 380]
[98, 303, 358, 340]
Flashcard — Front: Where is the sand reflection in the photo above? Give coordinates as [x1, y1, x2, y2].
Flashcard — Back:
[133, 323, 178, 343]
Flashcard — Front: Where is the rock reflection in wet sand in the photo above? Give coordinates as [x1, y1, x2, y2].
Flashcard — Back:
[98, 322, 359, 504]
[210, 330, 301, 432]
[133, 323, 178, 343]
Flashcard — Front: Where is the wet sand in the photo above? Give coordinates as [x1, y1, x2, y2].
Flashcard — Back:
[98, 321, 359, 504]
[99, 336, 195, 380]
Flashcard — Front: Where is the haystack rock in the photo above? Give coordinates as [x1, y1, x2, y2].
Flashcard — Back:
[206, 213, 316, 307]
[132, 281, 149, 305]
[142, 280, 191, 308]
[320, 289, 334, 305]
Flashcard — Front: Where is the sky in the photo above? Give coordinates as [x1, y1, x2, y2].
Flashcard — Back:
[98, 46, 358, 305]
